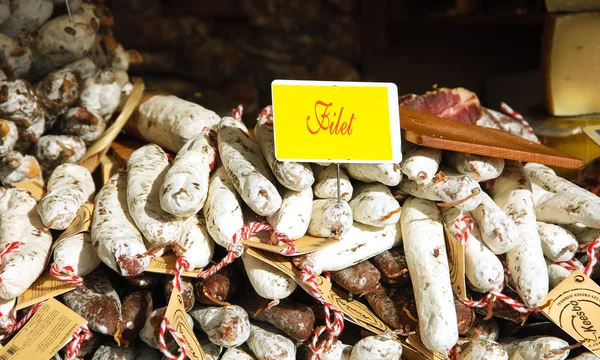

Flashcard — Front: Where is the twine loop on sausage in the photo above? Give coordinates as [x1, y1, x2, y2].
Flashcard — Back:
[293, 258, 344, 360]
[50, 263, 84, 286]
[198, 221, 297, 279]
[64, 323, 92, 360]
[233, 104, 243, 121]
[0, 241, 25, 268]
[555, 259, 581, 272]
[0, 301, 45, 341]
[453, 215, 475, 245]
[259, 105, 274, 127]
[158, 317, 188, 360]
[500, 102, 539, 143]
[581, 237, 600, 277]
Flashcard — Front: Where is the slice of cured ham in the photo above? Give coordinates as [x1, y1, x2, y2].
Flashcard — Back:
[399, 87, 482, 124]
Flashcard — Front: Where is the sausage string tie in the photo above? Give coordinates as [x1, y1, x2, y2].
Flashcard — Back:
[157, 257, 191, 360]
[50, 264, 84, 286]
[198, 221, 297, 280]
[453, 215, 475, 245]
[581, 237, 599, 277]
[500, 102, 539, 143]
[555, 259, 580, 272]
[0, 241, 25, 268]
[64, 324, 92, 360]
[293, 257, 344, 360]
[0, 301, 45, 341]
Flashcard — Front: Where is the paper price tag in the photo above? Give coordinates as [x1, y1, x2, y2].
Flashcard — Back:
[13, 179, 45, 201]
[16, 272, 76, 311]
[165, 288, 206, 360]
[271, 80, 401, 163]
[443, 226, 467, 300]
[241, 234, 337, 255]
[406, 335, 445, 360]
[244, 248, 391, 334]
[146, 253, 203, 278]
[0, 298, 85, 360]
[540, 270, 600, 355]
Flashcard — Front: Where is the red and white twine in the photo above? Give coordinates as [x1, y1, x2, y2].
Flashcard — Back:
[233, 104, 244, 121]
[157, 257, 191, 360]
[50, 263, 84, 286]
[581, 238, 600, 277]
[293, 258, 344, 360]
[453, 215, 475, 245]
[64, 324, 92, 360]
[0, 301, 45, 341]
[500, 102, 539, 143]
[198, 221, 297, 280]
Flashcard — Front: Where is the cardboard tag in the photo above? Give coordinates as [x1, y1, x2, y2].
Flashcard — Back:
[13, 179, 45, 201]
[244, 248, 391, 334]
[539, 271, 600, 355]
[443, 226, 467, 300]
[271, 80, 401, 163]
[0, 298, 85, 360]
[584, 125, 600, 147]
[165, 288, 206, 360]
[146, 253, 203, 278]
[406, 334, 445, 360]
[16, 272, 76, 311]
[57, 202, 94, 242]
[241, 234, 338, 255]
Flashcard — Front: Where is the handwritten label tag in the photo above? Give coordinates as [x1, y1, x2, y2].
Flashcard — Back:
[16, 271, 76, 311]
[165, 288, 206, 360]
[540, 270, 600, 355]
[14, 179, 45, 201]
[146, 253, 203, 278]
[271, 80, 401, 163]
[406, 334, 445, 360]
[583, 125, 600, 147]
[0, 298, 85, 359]
[443, 226, 467, 300]
[241, 234, 338, 255]
[245, 248, 391, 334]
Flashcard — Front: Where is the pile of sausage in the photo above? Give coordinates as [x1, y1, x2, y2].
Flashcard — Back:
[1, 82, 600, 360]
[0, 0, 137, 186]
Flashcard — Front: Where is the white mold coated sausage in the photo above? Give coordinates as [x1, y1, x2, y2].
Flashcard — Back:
[401, 197, 458, 353]
[537, 222, 578, 262]
[91, 171, 150, 276]
[218, 116, 281, 216]
[0, 188, 52, 299]
[349, 332, 402, 360]
[173, 216, 214, 269]
[400, 145, 442, 185]
[349, 183, 401, 227]
[457, 339, 508, 360]
[242, 252, 297, 300]
[295, 221, 402, 274]
[501, 336, 570, 360]
[312, 164, 353, 201]
[203, 167, 244, 249]
[266, 187, 313, 240]
[307, 199, 353, 238]
[445, 152, 505, 182]
[37, 163, 95, 230]
[255, 107, 314, 191]
[52, 232, 100, 278]
[127, 144, 186, 246]
[247, 324, 295, 360]
[343, 163, 402, 186]
[188, 305, 250, 348]
[159, 131, 215, 217]
[488, 161, 548, 308]
[470, 191, 519, 254]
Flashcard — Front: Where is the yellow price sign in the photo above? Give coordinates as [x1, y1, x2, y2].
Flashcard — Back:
[271, 80, 401, 163]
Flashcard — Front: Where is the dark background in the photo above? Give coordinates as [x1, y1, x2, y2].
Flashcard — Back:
[110, 0, 546, 121]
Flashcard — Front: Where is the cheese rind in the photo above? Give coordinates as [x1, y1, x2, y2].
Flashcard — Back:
[543, 12, 600, 116]
[546, 0, 600, 12]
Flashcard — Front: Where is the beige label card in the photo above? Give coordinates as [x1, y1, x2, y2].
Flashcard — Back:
[540, 270, 600, 355]
[165, 288, 206, 360]
[16, 272, 76, 311]
[57, 202, 94, 242]
[146, 253, 203, 278]
[13, 179, 45, 201]
[241, 234, 338, 255]
[0, 298, 85, 360]
[444, 226, 467, 300]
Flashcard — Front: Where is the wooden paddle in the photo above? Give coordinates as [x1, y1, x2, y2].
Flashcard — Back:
[400, 106, 584, 169]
